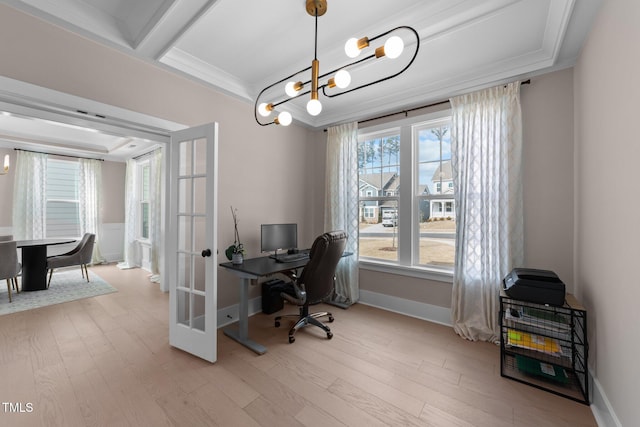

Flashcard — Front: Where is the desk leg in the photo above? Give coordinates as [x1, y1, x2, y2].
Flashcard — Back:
[223, 277, 267, 355]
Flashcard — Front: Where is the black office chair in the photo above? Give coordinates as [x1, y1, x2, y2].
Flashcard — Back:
[275, 230, 347, 343]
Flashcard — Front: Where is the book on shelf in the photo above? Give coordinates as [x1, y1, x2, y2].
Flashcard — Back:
[515, 355, 569, 384]
[506, 329, 563, 356]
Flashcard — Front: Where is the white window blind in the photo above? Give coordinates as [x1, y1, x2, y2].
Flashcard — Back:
[46, 159, 80, 238]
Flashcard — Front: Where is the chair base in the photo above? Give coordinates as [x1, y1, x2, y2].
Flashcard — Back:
[275, 307, 334, 343]
[47, 264, 91, 288]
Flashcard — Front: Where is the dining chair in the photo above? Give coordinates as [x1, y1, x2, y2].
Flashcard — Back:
[46, 233, 95, 287]
[0, 241, 21, 302]
[0, 235, 21, 294]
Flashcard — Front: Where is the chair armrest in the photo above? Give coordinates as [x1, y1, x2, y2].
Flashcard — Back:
[280, 282, 307, 305]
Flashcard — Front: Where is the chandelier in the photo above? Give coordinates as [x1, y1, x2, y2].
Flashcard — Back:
[254, 0, 420, 126]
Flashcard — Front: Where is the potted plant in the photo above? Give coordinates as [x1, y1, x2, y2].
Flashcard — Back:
[225, 206, 245, 264]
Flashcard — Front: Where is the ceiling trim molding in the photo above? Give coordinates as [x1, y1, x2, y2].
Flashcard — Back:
[160, 47, 252, 100]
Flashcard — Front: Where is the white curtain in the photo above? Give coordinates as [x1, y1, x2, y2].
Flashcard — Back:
[118, 159, 138, 269]
[325, 122, 359, 306]
[148, 149, 163, 283]
[79, 158, 105, 264]
[450, 82, 524, 342]
[12, 150, 48, 240]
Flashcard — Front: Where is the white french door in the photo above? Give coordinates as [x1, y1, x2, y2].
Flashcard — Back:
[167, 123, 218, 363]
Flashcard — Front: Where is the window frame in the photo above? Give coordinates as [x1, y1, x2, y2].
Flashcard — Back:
[357, 109, 454, 282]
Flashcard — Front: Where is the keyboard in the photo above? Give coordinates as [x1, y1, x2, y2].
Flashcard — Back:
[270, 251, 310, 263]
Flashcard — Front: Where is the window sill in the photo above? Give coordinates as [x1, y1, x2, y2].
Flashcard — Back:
[358, 260, 453, 283]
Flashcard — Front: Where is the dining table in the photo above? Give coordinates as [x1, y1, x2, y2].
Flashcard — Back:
[16, 238, 77, 291]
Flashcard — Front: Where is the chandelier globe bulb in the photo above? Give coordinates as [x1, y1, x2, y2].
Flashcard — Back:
[344, 37, 361, 58]
[285, 81, 300, 97]
[258, 103, 272, 117]
[384, 36, 404, 59]
[277, 111, 292, 126]
[306, 99, 322, 116]
[334, 69, 351, 89]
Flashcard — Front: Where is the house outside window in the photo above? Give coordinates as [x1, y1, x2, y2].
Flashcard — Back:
[358, 111, 455, 278]
[46, 159, 80, 238]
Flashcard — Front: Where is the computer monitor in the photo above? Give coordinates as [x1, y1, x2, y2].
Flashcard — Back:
[261, 223, 297, 254]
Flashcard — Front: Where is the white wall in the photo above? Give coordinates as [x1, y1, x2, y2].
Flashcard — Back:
[0, 4, 326, 308]
[574, 0, 640, 425]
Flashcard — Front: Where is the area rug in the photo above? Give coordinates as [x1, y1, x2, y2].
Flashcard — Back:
[0, 269, 117, 316]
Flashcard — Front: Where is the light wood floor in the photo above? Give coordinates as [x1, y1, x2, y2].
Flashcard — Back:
[0, 264, 597, 427]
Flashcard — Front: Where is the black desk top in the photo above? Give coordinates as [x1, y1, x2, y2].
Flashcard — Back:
[16, 238, 76, 248]
[220, 255, 308, 277]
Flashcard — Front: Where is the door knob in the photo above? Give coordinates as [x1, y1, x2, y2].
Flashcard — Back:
[201, 249, 212, 257]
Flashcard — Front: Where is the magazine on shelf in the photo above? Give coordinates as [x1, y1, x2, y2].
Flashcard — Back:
[506, 329, 563, 356]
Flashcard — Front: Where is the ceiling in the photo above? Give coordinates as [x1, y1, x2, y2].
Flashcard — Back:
[0, 0, 602, 159]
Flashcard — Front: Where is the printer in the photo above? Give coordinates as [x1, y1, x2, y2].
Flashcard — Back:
[502, 268, 566, 306]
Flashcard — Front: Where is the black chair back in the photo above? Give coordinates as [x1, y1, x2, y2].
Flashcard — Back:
[298, 230, 347, 304]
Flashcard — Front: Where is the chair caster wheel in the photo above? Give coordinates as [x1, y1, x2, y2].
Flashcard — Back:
[327, 332, 333, 339]
[328, 316, 334, 323]
[275, 320, 280, 328]
[288, 336, 295, 344]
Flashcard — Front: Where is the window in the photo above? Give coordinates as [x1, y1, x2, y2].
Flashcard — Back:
[357, 111, 455, 276]
[139, 161, 150, 239]
[358, 130, 400, 262]
[46, 159, 80, 238]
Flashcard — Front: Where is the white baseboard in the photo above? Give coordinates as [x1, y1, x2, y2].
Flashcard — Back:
[590, 372, 621, 427]
[358, 289, 453, 327]
[215, 290, 454, 330]
[217, 296, 263, 328]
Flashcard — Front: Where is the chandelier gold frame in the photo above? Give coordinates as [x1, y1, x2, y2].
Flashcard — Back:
[254, 0, 420, 126]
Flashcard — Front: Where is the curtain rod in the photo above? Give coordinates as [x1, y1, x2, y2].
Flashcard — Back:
[14, 148, 104, 162]
[357, 79, 531, 126]
[132, 147, 161, 161]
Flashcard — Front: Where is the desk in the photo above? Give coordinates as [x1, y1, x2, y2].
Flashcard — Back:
[220, 255, 308, 354]
[17, 238, 76, 291]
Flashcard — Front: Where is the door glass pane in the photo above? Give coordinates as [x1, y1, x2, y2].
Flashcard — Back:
[194, 257, 205, 292]
[192, 294, 205, 332]
[179, 140, 192, 176]
[177, 289, 190, 326]
[194, 138, 207, 175]
[178, 178, 192, 214]
[177, 252, 191, 289]
[178, 216, 192, 252]
[193, 177, 206, 215]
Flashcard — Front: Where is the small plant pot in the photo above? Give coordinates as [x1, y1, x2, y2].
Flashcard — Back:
[232, 253, 244, 265]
